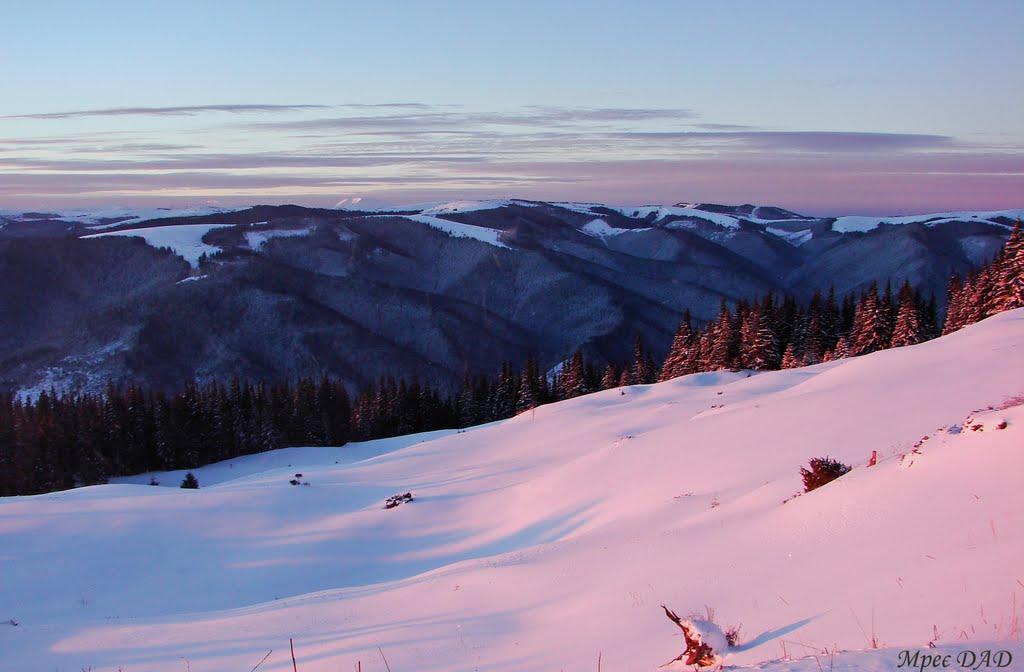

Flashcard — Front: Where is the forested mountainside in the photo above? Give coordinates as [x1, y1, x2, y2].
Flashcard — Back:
[1, 200, 1017, 395]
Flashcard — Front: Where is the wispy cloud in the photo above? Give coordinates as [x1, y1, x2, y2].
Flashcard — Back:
[0, 153, 486, 171]
[247, 106, 696, 132]
[4, 102, 442, 121]
[0, 101, 1019, 212]
[606, 130, 955, 152]
[4, 104, 331, 120]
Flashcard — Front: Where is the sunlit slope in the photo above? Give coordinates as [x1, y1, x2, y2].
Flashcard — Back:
[2, 310, 1022, 671]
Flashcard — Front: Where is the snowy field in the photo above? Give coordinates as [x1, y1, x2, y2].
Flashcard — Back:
[1, 311, 1022, 671]
[83, 223, 234, 267]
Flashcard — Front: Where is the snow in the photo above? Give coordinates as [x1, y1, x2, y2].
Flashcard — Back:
[2, 311, 1024, 671]
[727, 643, 1023, 672]
[420, 199, 537, 215]
[831, 209, 1024, 233]
[113, 430, 461, 489]
[244, 225, 313, 249]
[580, 218, 652, 239]
[548, 201, 606, 215]
[83, 223, 234, 267]
[614, 204, 744, 228]
[766, 226, 814, 246]
[0, 206, 238, 228]
[397, 214, 510, 248]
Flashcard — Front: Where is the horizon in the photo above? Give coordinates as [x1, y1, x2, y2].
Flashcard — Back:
[3, 197, 1024, 220]
[2, 1, 1023, 215]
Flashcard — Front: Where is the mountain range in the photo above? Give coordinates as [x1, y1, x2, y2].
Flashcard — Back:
[1, 200, 1019, 395]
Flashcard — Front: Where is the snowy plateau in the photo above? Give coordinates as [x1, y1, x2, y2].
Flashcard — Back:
[1, 309, 1022, 671]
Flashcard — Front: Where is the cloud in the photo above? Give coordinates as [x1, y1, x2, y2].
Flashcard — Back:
[4, 104, 331, 120]
[4, 102, 443, 121]
[1, 101, 1019, 212]
[0, 153, 486, 172]
[248, 106, 696, 133]
[606, 130, 955, 152]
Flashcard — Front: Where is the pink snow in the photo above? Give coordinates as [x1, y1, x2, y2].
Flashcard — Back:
[1, 310, 1023, 671]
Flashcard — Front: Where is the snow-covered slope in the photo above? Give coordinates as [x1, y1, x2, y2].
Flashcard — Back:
[244, 224, 313, 249]
[581, 218, 652, 239]
[83, 222, 234, 267]
[830, 209, 1023, 233]
[396, 213, 510, 248]
[2, 311, 1023, 672]
[0, 205, 238, 228]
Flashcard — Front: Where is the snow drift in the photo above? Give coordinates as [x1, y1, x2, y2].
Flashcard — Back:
[1, 310, 1023, 671]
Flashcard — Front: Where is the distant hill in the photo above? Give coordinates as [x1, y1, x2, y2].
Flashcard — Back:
[0, 200, 1018, 394]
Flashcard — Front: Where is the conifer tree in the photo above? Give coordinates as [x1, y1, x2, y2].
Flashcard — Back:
[708, 302, 735, 370]
[891, 281, 923, 348]
[942, 273, 964, 335]
[631, 334, 655, 384]
[739, 307, 777, 370]
[659, 312, 694, 382]
[559, 351, 588, 399]
[994, 221, 1024, 311]
[618, 368, 632, 388]
[780, 343, 801, 369]
[516, 355, 540, 413]
[833, 335, 850, 359]
[601, 364, 619, 390]
[851, 283, 888, 356]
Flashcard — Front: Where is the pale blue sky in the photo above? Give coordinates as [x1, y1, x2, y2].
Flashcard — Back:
[2, 0, 1022, 213]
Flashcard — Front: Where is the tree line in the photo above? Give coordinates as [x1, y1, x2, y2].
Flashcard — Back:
[2, 224, 1021, 496]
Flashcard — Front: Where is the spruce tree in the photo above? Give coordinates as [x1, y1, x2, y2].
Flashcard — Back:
[631, 335, 655, 384]
[559, 351, 588, 399]
[995, 221, 1024, 311]
[659, 312, 694, 382]
[708, 302, 735, 370]
[780, 343, 801, 369]
[601, 364, 619, 390]
[851, 283, 888, 356]
[740, 307, 777, 370]
[943, 273, 964, 335]
[516, 356, 540, 413]
[891, 281, 923, 348]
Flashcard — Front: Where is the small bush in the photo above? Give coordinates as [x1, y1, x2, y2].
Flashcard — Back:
[800, 457, 851, 493]
[180, 472, 199, 489]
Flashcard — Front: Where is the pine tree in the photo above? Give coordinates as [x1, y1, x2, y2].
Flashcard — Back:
[516, 355, 540, 413]
[994, 221, 1024, 311]
[851, 283, 888, 356]
[618, 368, 632, 387]
[739, 306, 777, 370]
[942, 273, 964, 335]
[708, 301, 735, 370]
[559, 351, 588, 399]
[631, 334, 655, 384]
[780, 343, 801, 369]
[891, 281, 923, 348]
[833, 335, 850, 359]
[600, 364, 619, 390]
[180, 472, 199, 489]
[660, 312, 694, 382]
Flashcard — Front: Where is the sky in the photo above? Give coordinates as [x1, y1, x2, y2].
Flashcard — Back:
[1, 0, 1022, 215]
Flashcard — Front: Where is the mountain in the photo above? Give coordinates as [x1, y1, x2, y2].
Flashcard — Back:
[3, 309, 1022, 671]
[1, 200, 1018, 395]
